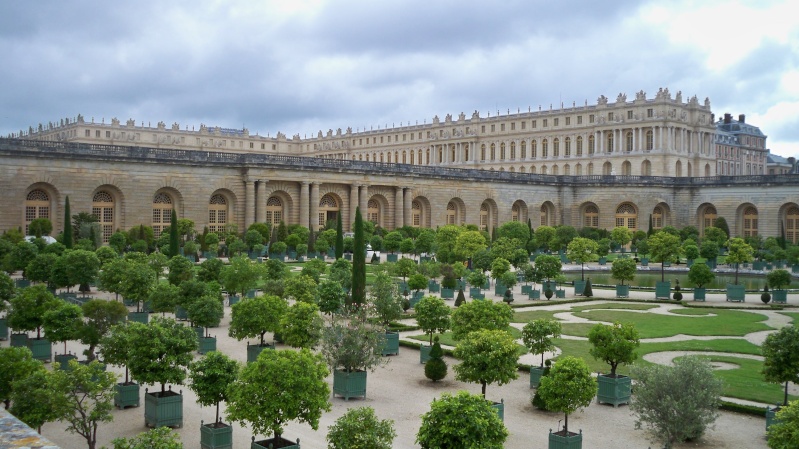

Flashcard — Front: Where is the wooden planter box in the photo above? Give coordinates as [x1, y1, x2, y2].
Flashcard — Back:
[530, 366, 545, 388]
[597, 374, 631, 407]
[494, 283, 506, 296]
[380, 332, 400, 356]
[766, 406, 781, 430]
[548, 429, 582, 449]
[694, 287, 706, 301]
[386, 254, 398, 262]
[521, 285, 532, 295]
[441, 288, 454, 299]
[29, 338, 52, 362]
[252, 436, 300, 449]
[615, 284, 629, 298]
[344, 253, 352, 261]
[247, 342, 276, 363]
[555, 289, 566, 298]
[772, 290, 788, 304]
[55, 353, 78, 370]
[246, 289, 258, 299]
[14, 279, 31, 288]
[427, 280, 440, 293]
[640, 257, 649, 266]
[333, 369, 367, 401]
[491, 399, 504, 422]
[482, 280, 491, 290]
[0, 318, 8, 341]
[655, 281, 671, 300]
[726, 284, 745, 302]
[543, 280, 557, 291]
[123, 297, 136, 307]
[10, 332, 28, 347]
[410, 290, 424, 307]
[469, 287, 482, 297]
[419, 344, 432, 364]
[144, 389, 183, 428]
[573, 280, 586, 295]
[456, 279, 466, 290]
[201, 421, 233, 449]
[598, 257, 607, 265]
[175, 305, 189, 320]
[128, 311, 149, 324]
[528, 289, 541, 300]
[198, 336, 217, 354]
[115, 382, 140, 409]
[228, 295, 240, 306]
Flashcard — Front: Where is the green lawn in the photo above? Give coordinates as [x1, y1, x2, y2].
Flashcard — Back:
[511, 303, 657, 323]
[779, 312, 799, 324]
[408, 327, 526, 355]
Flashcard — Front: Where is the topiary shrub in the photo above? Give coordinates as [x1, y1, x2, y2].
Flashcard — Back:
[761, 284, 771, 304]
[544, 288, 553, 300]
[672, 279, 683, 301]
[531, 359, 553, 410]
[424, 336, 447, 382]
[583, 278, 593, 298]
[503, 289, 513, 304]
[454, 289, 466, 307]
[371, 252, 380, 264]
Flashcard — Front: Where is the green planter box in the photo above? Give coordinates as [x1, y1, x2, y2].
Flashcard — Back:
[792, 264, 799, 273]
[573, 280, 585, 295]
[29, 338, 51, 362]
[543, 280, 557, 291]
[123, 297, 136, 307]
[269, 253, 285, 262]
[15, 279, 31, 288]
[0, 318, 7, 340]
[115, 382, 140, 409]
[655, 281, 671, 299]
[441, 288, 454, 299]
[128, 311, 149, 324]
[521, 285, 533, 295]
[693, 287, 706, 301]
[615, 284, 629, 298]
[530, 366, 545, 388]
[175, 305, 188, 320]
[456, 279, 466, 290]
[419, 344, 432, 364]
[766, 406, 781, 430]
[663, 261, 671, 268]
[427, 280, 440, 293]
[201, 422, 233, 449]
[598, 257, 607, 266]
[203, 251, 216, 260]
[481, 280, 490, 290]
[144, 389, 183, 428]
[772, 290, 788, 304]
[228, 295, 240, 306]
[333, 369, 367, 401]
[396, 281, 408, 293]
[198, 336, 217, 354]
[555, 289, 566, 298]
[247, 342, 275, 363]
[528, 289, 541, 300]
[491, 399, 504, 422]
[753, 261, 765, 270]
[344, 253, 352, 261]
[469, 287, 482, 297]
[640, 257, 649, 266]
[10, 332, 28, 347]
[597, 374, 631, 407]
[494, 283, 506, 295]
[380, 331, 400, 356]
[548, 430, 582, 449]
[726, 284, 745, 302]
[246, 289, 258, 299]
[252, 437, 299, 449]
[55, 353, 78, 370]
[386, 254, 398, 262]
[411, 290, 425, 306]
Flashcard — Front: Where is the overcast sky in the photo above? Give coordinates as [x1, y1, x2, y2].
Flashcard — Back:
[2, 0, 798, 159]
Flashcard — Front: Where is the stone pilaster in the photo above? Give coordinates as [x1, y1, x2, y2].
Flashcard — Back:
[300, 181, 309, 230]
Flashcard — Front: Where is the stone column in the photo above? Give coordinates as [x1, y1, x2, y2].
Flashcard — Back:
[244, 178, 255, 231]
[394, 186, 403, 230]
[310, 182, 319, 231]
[300, 182, 309, 230]
[349, 184, 359, 231]
[256, 180, 267, 224]
[359, 184, 369, 219]
[403, 188, 412, 227]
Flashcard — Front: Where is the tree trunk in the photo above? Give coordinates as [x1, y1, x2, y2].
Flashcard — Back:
[481, 381, 486, 398]
[564, 413, 569, 434]
[785, 381, 790, 406]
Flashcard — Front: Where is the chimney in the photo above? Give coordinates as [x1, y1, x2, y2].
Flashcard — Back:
[711, 113, 715, 123]
[738, 114, 745, 123]
[724, 113, 732, 124]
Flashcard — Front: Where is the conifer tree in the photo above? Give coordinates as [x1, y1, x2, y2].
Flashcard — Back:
[350, 207, 366, 305]
[424, 336, 447, 381]
[169, 209, 179, 258]
[63, 196, 73, 249]
[335, 213, 343, 259]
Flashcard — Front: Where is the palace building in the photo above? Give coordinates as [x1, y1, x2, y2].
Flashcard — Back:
[2, 88, 797, 245]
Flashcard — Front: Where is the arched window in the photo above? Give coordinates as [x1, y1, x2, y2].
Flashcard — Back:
[446, 202, 457, 225]
[553, 138, 560, 158]
[622, 161, 631, 176]
[464, 146, 469, 162]
[615, 203, 637, 230]
[438, 148, 443, 163]
[209, 194, 229, 234]
[564, 164, 570, 176]
[786, 206, 799, 244]
[743, 206, 758, 237]
[92, 191, 114, 243]
[520, 141, 526, 159]
[584, 205, 599, 228]
[479, 204, 489, 231]
[450, 148, 455, 163]
[588, 135, 595, 155]
[510, 142, 516, 160]
[512, 204, 520, 222]
[481, 144, 486, 161]
[531, 140, 537, 159]
[587, 162, 594, 175]
[607, 133, 614, 153]
[500, 143, 506, 160]
[646, 130, 654, 151]
[412, 200, 422, 227]
[625, 132, 633, 152]
[318, 194, 338, 229]
[541, 166, 548, 175]
[387, 152, 392, 163]
[25, 189, 50, 235]
[265, 196, 282, 229]
[403, 151, 407, 164]
[540, 204, 549, 226]
[565, 137, 571, 157]
[367, 199, 380, 224]
[576, 136, 583, 156]
[603, 162, 612, 175]
[490, 144, 496, 161]
[542, 139, 548, 158]
[576, 163, 582, 176]
[676, 160, 682, 177]
[702, 206, 717, 234]
[152, 192, 173, 239]
[642, 160, 652, 176]
[652, 206, 664, 230]
[410, 151, 414, 165]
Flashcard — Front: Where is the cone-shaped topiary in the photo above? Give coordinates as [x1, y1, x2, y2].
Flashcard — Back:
[761, 284, 771, 304]
[673, 279, 683, 301]
[454, 289, 466, 307]
[583, 278, 593, 298]
[424, 336, 447, 382]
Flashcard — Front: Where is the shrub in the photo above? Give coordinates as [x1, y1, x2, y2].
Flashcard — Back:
[583, 278, 593, 297]
[672, 279, 683, 301]
[631, 356, 722, 448]
[530, 359, 553, 410]
[327, 407, 396, 449]
[424, 337, 447, 382]
[767, 399, 799, 448]
[454, 289, 466, 307]
[761, 284, 771, 304]
[416, 391, 507, 449]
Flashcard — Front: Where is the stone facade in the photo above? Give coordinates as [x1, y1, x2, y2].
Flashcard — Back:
[2, 138, 798, 245]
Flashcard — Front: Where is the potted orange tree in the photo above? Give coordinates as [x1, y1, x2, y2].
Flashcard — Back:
[588, 322, 640, 407]
[188, 351, 238, 449]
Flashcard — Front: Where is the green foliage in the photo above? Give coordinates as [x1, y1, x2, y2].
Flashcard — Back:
[28, 217, 53, 237]
[352, 207, 366, 305]
[415, 296, 451, 344]
[566, 237, 599, 280]
[186, 294, 224, 334]
[631, 356, 723, 448]
[537, 356, 597, 434]
[9, 369, 61, 432]
[0, 271, 15, 302]
[768, 400, 799, 449]
[682, 242, 700, 261]
[453, 329, 519, 397]
[393, 257, 417, 281]
[229, 295, 287, 346]
[416, 390, 508, 449]
[301, 258, 328, 283]
[611, 257, 637, 285]
[126, 317, 198, 392]
[327, 406, 396, 449]
[280, 302, 323, 349]
[534, 254, 562, 281]
[318, 280, 346, 315]
[63, 196, 73, 249]
[534, 225, 556, 251]
[51, 359, 117, 449]
[264, 258, 288, 280]
[687, 262, 715, 288]
[168, 209, 179, 258]
[320, 310, 386, 373]
[611, 226, 633, 249]
[42, 301, 83, 351]
[767, 269, 792, 290]
[726, 237, 755, 284]
[8, 284, 60, 337]
[99, 323, 134, 383]
[408, 272, 427, 292]
[25, 252, 57, 285]
[454, 289, 465, 307]
[369, 270, 403, 327]
[450, 299, 513, 341]
[762, 325, 799, 406]
[148, 282, 180, 314]
[0, 346, 45, 409]
[112, 427, 184, 449]
[424, 336, 447, 381]
[166, 255, 194, 286]
[220, 256, 262, 297]
[490, 257, 511, 280]
[588, 322, 640, 376]
[522, 318, 562, 367]
[284, 274, 319, 304]
[188, 351, 239, 423]
[648, 231, 681, 281]
[226, 348, 331, 440]
[583, 278, 593, 297]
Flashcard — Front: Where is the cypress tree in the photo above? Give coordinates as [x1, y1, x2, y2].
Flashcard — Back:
[351, 207, 366, 306]
[169, 209, 179, 257]
[647, 214, 653, 237]
[335, 212, 344, 259]
[307, 229, 315, 254]
[63, 196, 73, 249]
